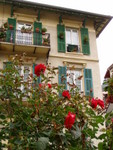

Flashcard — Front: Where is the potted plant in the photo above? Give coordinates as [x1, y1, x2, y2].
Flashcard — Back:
[42, 27, 47, 35]
[0, 31, 6, 41]
[4, 22, 8, 29]
[21, 26, 26, 33]
[59, 32, 64, 39]
[43, 38, 49, 45]
[83, 36, 88, 44]
[26, 27, 32, 33]
[9, 25, 13, 30]
[35, 27, 40, 33]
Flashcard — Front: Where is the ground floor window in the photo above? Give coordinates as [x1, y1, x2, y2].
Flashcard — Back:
[17, 65, 31, 92]
[67, 69, 82, 92]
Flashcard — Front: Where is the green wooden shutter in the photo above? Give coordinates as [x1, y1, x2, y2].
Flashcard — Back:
[84, 69, 93, 97]
[58, 66, 67, 90]
[57, 24, 66, 53]
[33, 64, 41, 85]
[81, 28, 90, 55]
[6, 18, 16, 43]
[33, 22, 42, 45]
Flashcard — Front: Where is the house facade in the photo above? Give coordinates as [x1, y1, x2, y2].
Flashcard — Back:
[102, 64, 113, 112]
[0, 0, 112, 98]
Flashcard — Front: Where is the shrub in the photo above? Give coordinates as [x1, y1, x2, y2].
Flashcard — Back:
[0, 54, 111, 150]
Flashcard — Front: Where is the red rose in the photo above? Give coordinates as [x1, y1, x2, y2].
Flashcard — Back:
[90, 98, 97, 109]
[111, 118, 113, 123]
[106, 95, 113, 103]
[48, 83, 52, 89]
[97, 99, 104, 109]
[39, 83, 42, 88]
[64, 112, 76, 129]
[62, 90, 71, 100]
[35, 64, 46, 77]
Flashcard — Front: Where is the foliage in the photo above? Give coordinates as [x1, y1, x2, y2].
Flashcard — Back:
[104, 77, 113, 96]
[0, 54, 111, 150]
[97, 77, 113, 150]
[42, 28, 47, 33]
[59, 32, 64, 39]
[83, 36, 88, 44]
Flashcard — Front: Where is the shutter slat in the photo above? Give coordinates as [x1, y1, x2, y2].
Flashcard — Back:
[84, 69, 93, 97]
[81, 28, 90, 55]
[57, 24, 66, 53]
[33, 22, 42, 45]
[58, 66, 67, 89]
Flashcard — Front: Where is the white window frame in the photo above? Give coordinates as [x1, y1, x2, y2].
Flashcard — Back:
[17, 64, 32, 92]
[65, 28, 80, 52]
[67, 69, 82, 93]
[16, 22, 33, 45]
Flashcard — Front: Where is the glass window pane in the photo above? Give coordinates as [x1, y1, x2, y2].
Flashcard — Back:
[16, 23, 32, 45]
[66, 29, 71, 44]
[74, 70, 81, 91]
[72, 30, 79, 45]
[67, 69, 82, 92]
[24, 65, 30, 81]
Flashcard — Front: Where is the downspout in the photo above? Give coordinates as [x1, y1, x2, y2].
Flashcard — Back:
[46, 48, 50, 65]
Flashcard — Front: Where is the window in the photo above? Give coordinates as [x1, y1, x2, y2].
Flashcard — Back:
[17, 65, 31, 92]
[67, 69, 82, 92]
[16, 22, 32, 45]
[66, 28, 80, 53]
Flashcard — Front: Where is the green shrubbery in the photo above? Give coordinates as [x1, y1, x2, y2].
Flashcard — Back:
[0, 54, 113, 150]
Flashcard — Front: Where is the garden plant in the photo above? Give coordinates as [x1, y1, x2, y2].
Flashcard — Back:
[0, 54, 113, 150]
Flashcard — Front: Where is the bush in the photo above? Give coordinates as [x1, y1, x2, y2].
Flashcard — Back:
[0, 54, 112, 150]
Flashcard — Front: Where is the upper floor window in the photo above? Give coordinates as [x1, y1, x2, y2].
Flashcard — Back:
[16, 22, 32, 45]
[66, 28, 80, 53]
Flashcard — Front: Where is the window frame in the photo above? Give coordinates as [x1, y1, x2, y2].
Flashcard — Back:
[17, 64, 32, 92]
[67, 68, 83, 93]
[16, 22, 33, 45]
[65, 27, 81, 53]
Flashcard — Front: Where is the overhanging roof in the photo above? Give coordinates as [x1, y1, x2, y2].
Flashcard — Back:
[104, 64, 113, 79]
[0, 0, 112, 37]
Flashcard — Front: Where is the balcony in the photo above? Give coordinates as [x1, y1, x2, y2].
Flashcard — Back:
[0, 28, 50, 56]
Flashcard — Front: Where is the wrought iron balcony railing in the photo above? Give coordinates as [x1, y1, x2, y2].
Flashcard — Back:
[0, 28, 50, 47]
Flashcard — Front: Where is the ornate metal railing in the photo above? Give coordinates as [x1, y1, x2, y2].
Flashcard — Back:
[0, 28, 50, 46]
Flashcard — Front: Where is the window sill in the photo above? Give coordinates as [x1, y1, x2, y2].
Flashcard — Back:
[66, 51, 83, 56]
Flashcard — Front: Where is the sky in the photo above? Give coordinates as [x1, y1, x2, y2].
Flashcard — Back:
[25, 0, 113, 84]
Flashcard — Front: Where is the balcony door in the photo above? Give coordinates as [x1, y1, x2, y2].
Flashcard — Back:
[16, 22, 32, 45]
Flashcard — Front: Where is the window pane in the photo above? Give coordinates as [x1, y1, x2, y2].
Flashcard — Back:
[16, 23, 32, 45]
[24, 65, 30, 81]
[66, 29, 71, 44]
[74, 70, 81, 91]
[67, 69, 82, 92]
[72, 30, 79, 45]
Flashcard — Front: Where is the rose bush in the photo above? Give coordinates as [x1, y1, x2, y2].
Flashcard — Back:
[62, 90, 71, 100]
[35, 63, 46, 76]
[0, 54, 112, 150]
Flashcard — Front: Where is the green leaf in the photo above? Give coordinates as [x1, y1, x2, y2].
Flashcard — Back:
[35, 137, 49, 150]
[71, 125, 81, 140]
[98, 142, 103, 150]
[98, 133, 107, 140]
